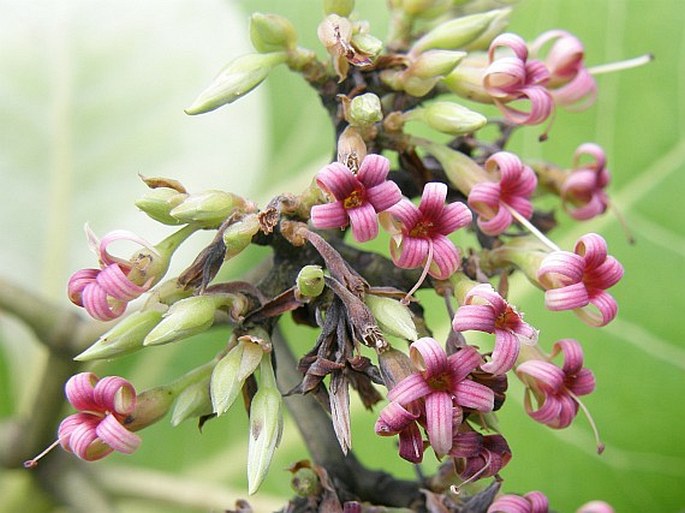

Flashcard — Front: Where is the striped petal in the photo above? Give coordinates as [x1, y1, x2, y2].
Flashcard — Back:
[418, 182, 448, 220]
[316, 162, 359, 200]
[347, 202, 379, 242]
[452, 304, 496, 334]
[544, 282, 589, 311]
[424, 391, 453, 457]
[93, 376, 137, 415]
[482, 329, 520, 375]
[437, 201, 472, 235]
[311, 201, 349, 230]
[429, 234, 460, 279]
[388, 373, 432, 404]
[409, 337, 448, 377]
[356, 153, 390, 188]
[452, 380, 494, 412]
[96, 414, 141, 454]
[366, 180, 402, 213]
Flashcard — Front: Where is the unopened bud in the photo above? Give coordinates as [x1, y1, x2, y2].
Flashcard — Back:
[365, 295, 418, 341]
[75, 309, 163, 361]
[185, 52, 287, 115]
[378, 348, 414, 389]
[409, 9, 506, 54]
[247, 357, 283, 495]
[250, 13, 297, 53]
[410, 50, 466, 79]
[210, 336, 266, 415]
[350, 33, 383, 60]
[291, 467, 322, 497]
[125, 385, 177, 431]
[346, 93, 383, 127]
[424, 142, 489, 195]
[143, 294, 231, 346]
[337, 125, 367, 168]
[171, 377, 212, 426]
[443, 59, 493, 103]
[223, 214, 261, 259]
[296, 265, 325, 299]
[417, 101, 487, 135]
[462, 7, 512, 51]
[170, 190, 243, 227]
[135, 188, 188, 225]
[399, 0, 451, 18]
[324, 0, 355, 17]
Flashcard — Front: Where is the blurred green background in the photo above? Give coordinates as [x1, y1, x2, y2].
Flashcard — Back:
[1, 0, 684, 512]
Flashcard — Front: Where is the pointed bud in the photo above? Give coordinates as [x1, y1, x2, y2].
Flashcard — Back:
[399, 0, 451, 18]
[135, 188, 188, 225]
[210, 336, 267, 415]
[423, 142, 489, 195]
[247, 357, 283, 494]
[296, 265, 325, 299]
[185, 52, 287, 115]
[143, 294, 233, 346]
[170, 190, 244, 227]
[249, 13, 297, 53]
[408, 102, 487, 135]
[324, 0, 355, 17]
[223, 214, 260, 259]
[75, 310, 163, 361]
[378, 348, 414, 389]
[462, 7, 512, 51]
[442, 60, 493, 103]
[365, 295, 418, 341]
[410, 49, 466, 79]
[337, 125, 367, 168]
[124, 385, 177, 431]
[410, 9, 506, 54]
[346, 93, 383, 127]
[171, 376, 212, 426]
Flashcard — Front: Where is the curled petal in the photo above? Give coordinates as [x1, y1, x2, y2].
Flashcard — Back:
[553, 68, 597, 109]
[565, 192, 607, 220]
[451, 431, 483, 458]
[96, 413, 141, 454]
[366, 180, 402, 213]
[464, 283, 507, 312]
[311, 201, 349, 229]
[453, 304, 496, 334]
[81, 283, 126, 321]
[375, 401, 419, 435]
[392, 236, 430, 270]
[356, 154, 390, 188]
[489, 33, 529, 63]
[398, 419, 424, 463]
[97, 264, 147, 302]
[574, 143, 607, 171]
[576, 289, 618, 327]
[516, 360, 565, 391]
[478, 205, 513, 236]
[537, 251, 584, 287]
[552, 339, 584, 376]
[347, 202, 379, 243]
[525, 491, 550, 513]
[488, 494, 533, 513]
[409, 337, 448, 377]
[447, 346, 483, 382]
[67, 269, 99, 305]
[68, 422, 114, 461]
[468, 182, 501, 216]
[429, 235, 460, 280]
[98, 229, 158, 267]
[418, 182, 448, 220]
[584, 256, 624, 290]
[482, 329, 520, 375]
[65, 372, 99, 411]
[525, 390, 562, 426]
[58, 413, 98, 451]
[576, 501, 615, 513]
[485, 56, 527, 97]
[452, 380, 494, 412]
[494, 86, 554, 126]
[316, 162, 359, 200]
[388, 373, 432, 404]
[424, 391, 453, 457]
[575, 233, 608, 269]
[386, 199, 421, 229]
[544, 282, 589, 311]
[569, 368, 596, 397]
[93, 376, 137, 415]
[437, 201, 473, 235]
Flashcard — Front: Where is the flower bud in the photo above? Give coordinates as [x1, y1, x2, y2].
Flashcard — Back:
[171, 376, 212, 426]
[350, 33, 383, 60]
[125, 385, 177, 431]
[210, 336, 266, 415]
[346, 93, 383, 127]
[462, 7, 512, 51]
[337, 125, 367, 168]
[247, 358, 283, 494]
[291, 466, 322, 497]
[135, 188, 188, 225]
[185, 52, 287, 115]
[378, 348, 414, 389]
[365, 295, 418, 341]
[409, 9, 506, 54]
[223, 214, 261, 259]
[324, 0, 355, 16]
[412, 102, 487, 135]
[399, 0, 451, 18]
[296, 265, 325, 299]
[423, 142, 489, 195]
[75, 309, 163, 361]
[442, 59, 493, 103]
[249, 13, 297, 53]
[143, 294, 232, 346]
[170, 190, 243, 227]
[410, 50, 466, 79]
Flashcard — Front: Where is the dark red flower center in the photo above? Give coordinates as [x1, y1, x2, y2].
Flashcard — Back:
[343, 189, 364, 209]
[409, 219, 435, 238]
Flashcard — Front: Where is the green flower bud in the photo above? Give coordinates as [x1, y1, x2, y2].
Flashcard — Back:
[399, 0, 451, 18]
[223, 214, 260, 259]
[402, 76, 441, 97]
[250, 13, 297, 53]
[247, 357, 283, 495]
[410, 50, 466, 79]
[171, 376, 212, 426]
[346, 93, 383, 127]
[75, 309, 163, 361]
[365, 294, 418, 341]
[409, 9, 506, 54]
[210, 335, 267, 415]
[423, 142, 489, 195]
[296, 265, 325, 299]
[323, 0, 354, 16]
[143, 294, 231, 346]
[462, 7, 512, 51]
[135, 188, 188, 225]
[414, 101, 487, 135]
[443, 59, 493, 103]
[169, 190, 242, 227]
[350, 33, 383, 60]
[185, 52, 288, 115]
[291, 467, 322, 497]
[125, 384, 177, 432]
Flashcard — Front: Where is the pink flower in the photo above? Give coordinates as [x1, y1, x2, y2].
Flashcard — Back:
[68, 228, 158, 321]
[382, 182, 472, 281]
[376, 338, 494, 458]
[530, 30, 597, 110]
[58, 372, 141, 461]
[536, 233, 623, 326]
[311, 154, 402, 242]
[576, 501, 615, 513]
[452, 283, 538, 375]
[468, 151, 537, 236]
[450, 430, 512, 482]
[375, 401, 425, 463]
[488, 491, 549, 513]
[516, 339, 596, 430]
[561, 143, 610, 220]
[484, 33, 554, 126]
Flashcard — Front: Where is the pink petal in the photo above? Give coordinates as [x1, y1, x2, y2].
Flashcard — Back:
[526, 392, 563, 426]
[356, 154, 390, 188]
[97, 264, 147, 302]
[575, 233, 608, 269]
[452, 380, 494, 412]
[488, 494, 531, 513]
[478, 205, 513, 236]
[584, 256, 623, 290]
[525, 491, 550, 513]
[517, 360, 565, 390]
[99, 230, 157, 267]
[428, 234, 460, 280]
[375, 401, 419, 434]
[93, 376, 137, 415]
[552, 339, 584, 376]
[551, 393, 579, 428]
[311, 201, 349, 229]
[388, 373, 432, 404]
[347, 202, 379, 242]
[468, 182, 501, 215]
[69, 422, 113, 461]
[537, 251, 584, 287]
[544, 282, 589, 311]
[465, 283, 507, 312]
[553, 69, 596, 109]
[574, 143, 606, 171]
[81, 283, 126, 321]
[447, 346, 483, 382]
[65, 372, 100, 412]
[398, 420, 424, 463]
[576, 289, 618, 327]
[424, 391, 453, 457]
[67, 268, 99, 305]
[495, 86, 554, 126]
[436, 201, 472, 235]
[409, 337, 448, 377]
[96, 414, 141, 454]
[386, 199, 421, 230]
[366, 180, 402, 213]
[565, 193, 607, 220]
[392, 236, 430, 270]
[316, 162, 359, 200]
[481, 329, 520, 375]
[418, 182, 448, 220]
[576, 501, 615, 513]
[58, 413, 99, 451]
[451, 431, 482, 458]
[452, 304, 496, 334]
[569, 368, 596, 396]
[484, 56, 527, 97]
